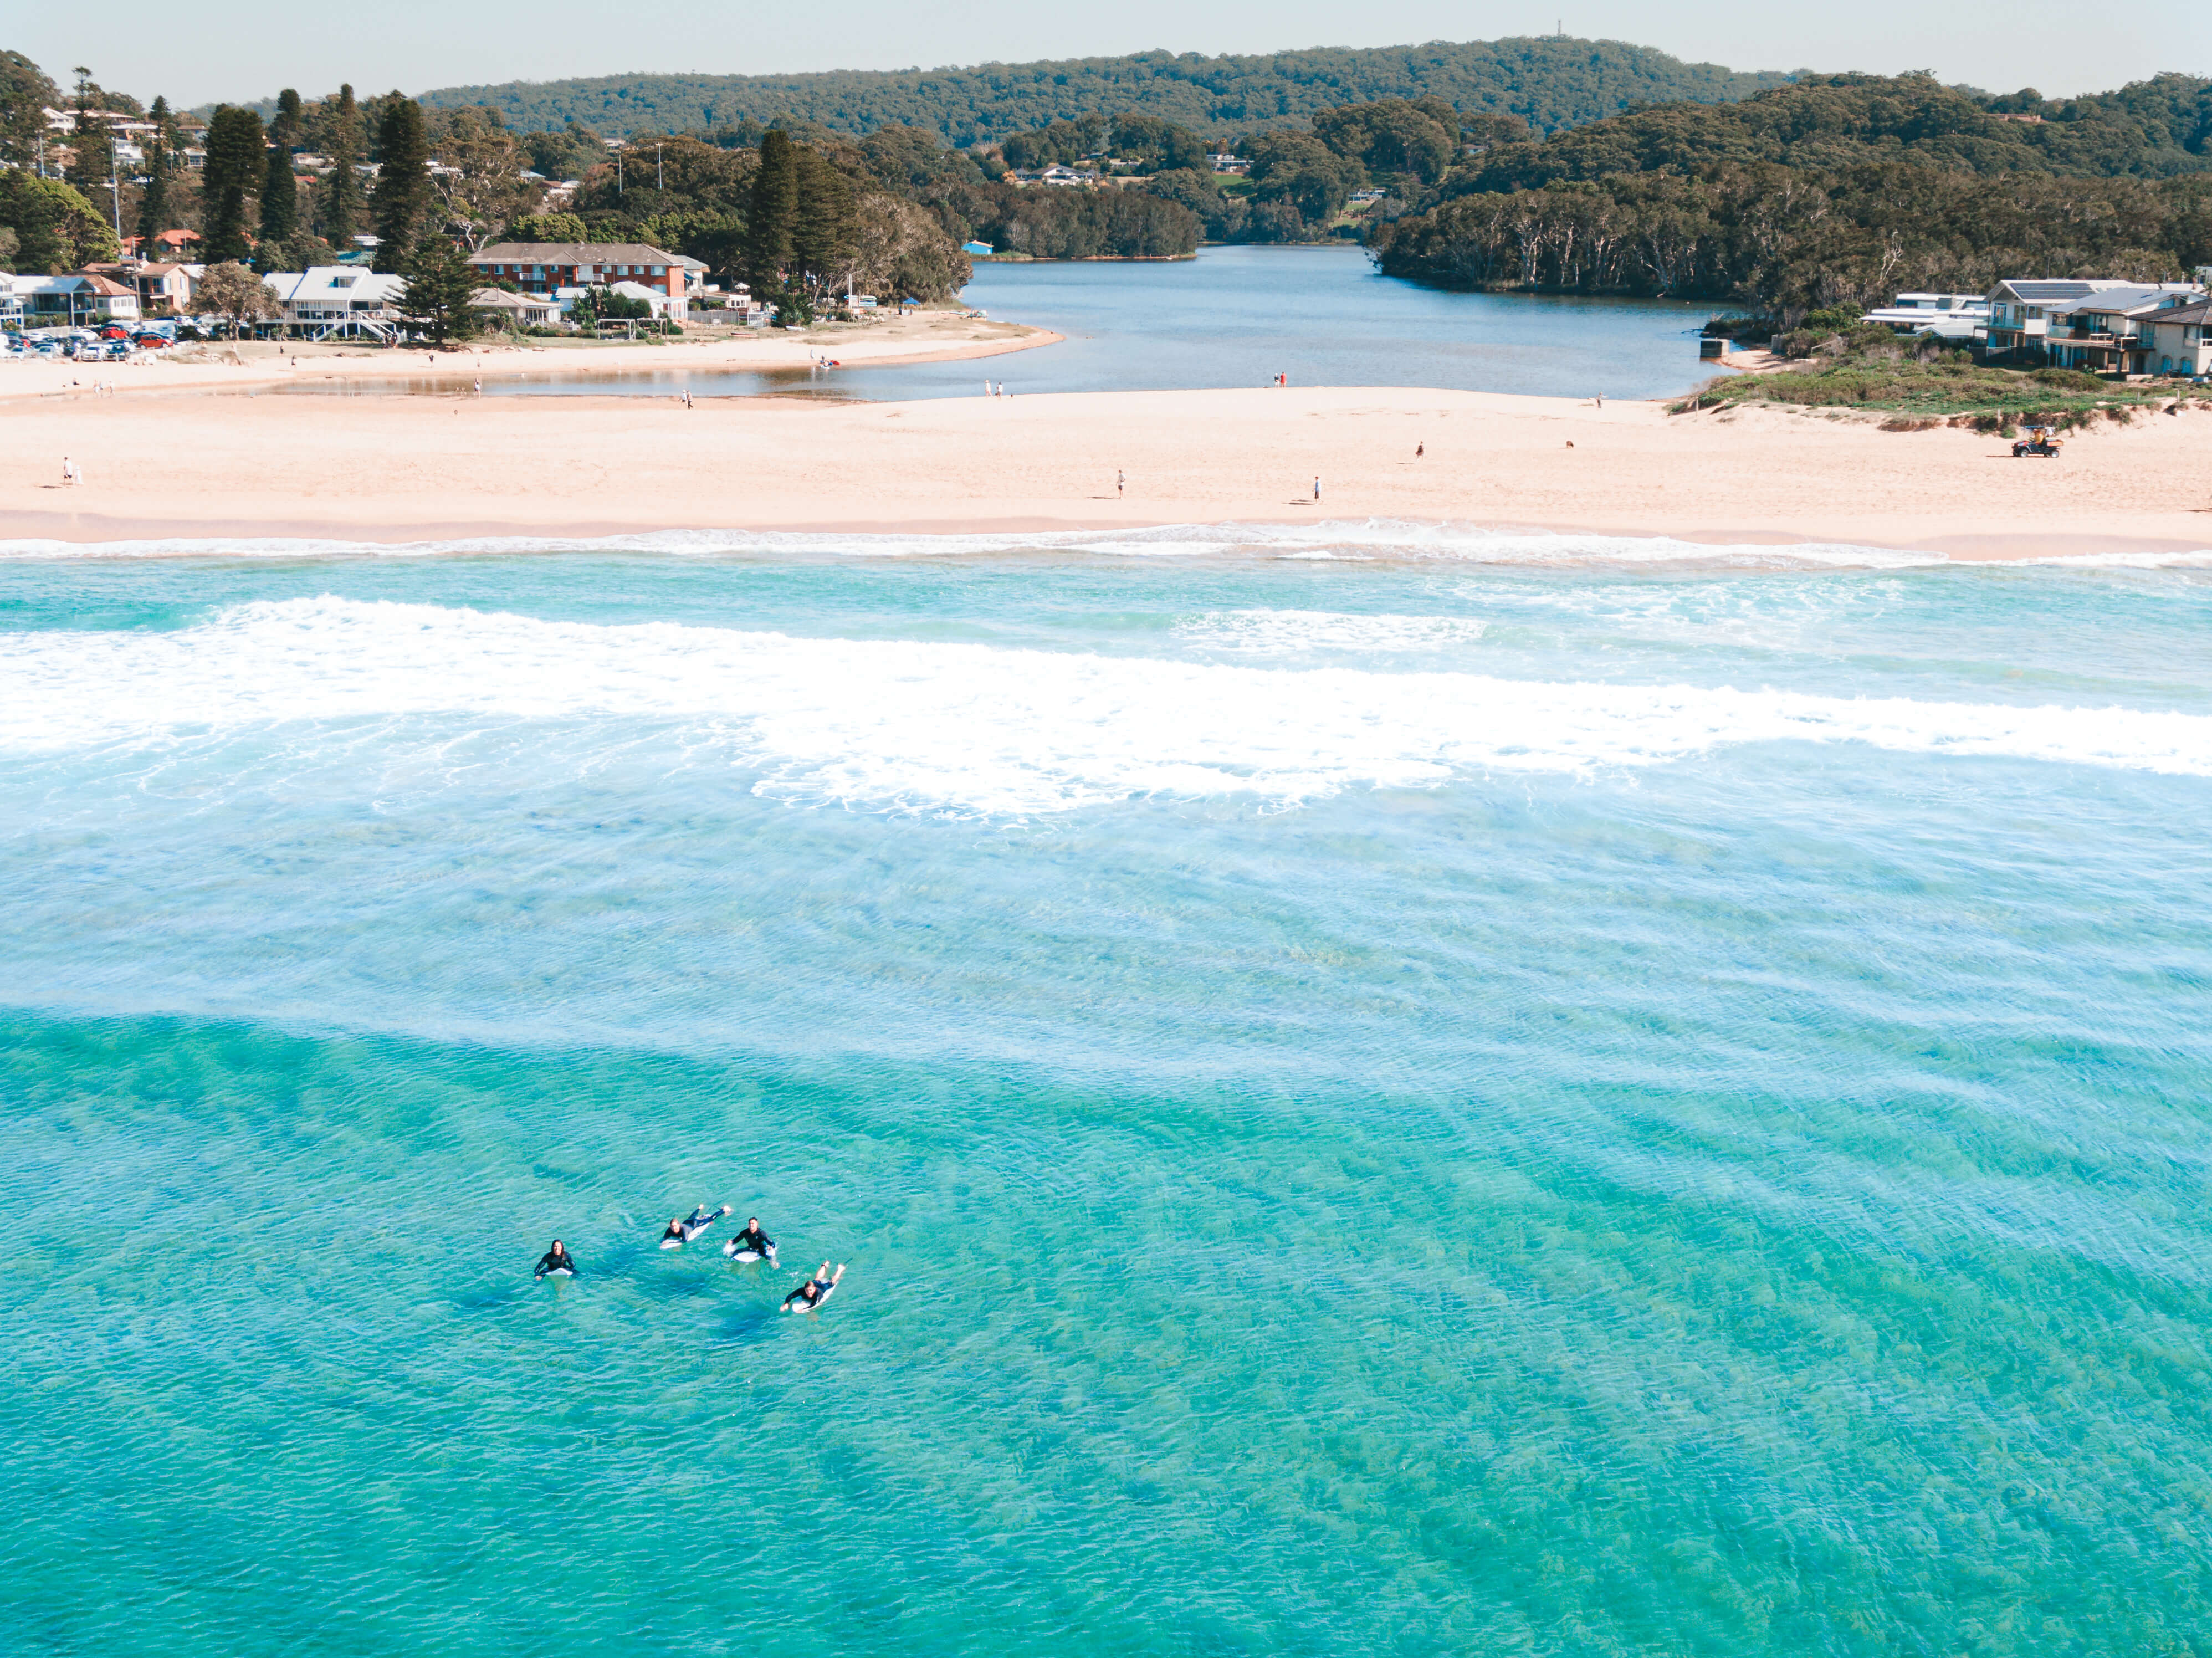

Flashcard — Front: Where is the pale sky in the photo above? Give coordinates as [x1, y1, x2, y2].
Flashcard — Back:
[13, 0, 2208, 114]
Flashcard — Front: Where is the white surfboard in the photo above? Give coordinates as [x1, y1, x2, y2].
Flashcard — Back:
[660, 1204, 730, 1248]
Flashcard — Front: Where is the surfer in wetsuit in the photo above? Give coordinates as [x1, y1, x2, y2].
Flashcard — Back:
[782, 1262, 844, 1310]
[535, 1240, 575, 1279]
[662, 1217, 689, 1244]
[730, 1217, 776, 1260]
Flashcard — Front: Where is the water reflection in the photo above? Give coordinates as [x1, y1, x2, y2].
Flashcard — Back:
[267, 244, 1731, 403]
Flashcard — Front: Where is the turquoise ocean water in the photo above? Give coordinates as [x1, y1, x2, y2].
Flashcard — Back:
[4, 527, 2211, 1655]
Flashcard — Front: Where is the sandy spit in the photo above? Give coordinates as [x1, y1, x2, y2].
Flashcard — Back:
[4, 372, 2210, 559]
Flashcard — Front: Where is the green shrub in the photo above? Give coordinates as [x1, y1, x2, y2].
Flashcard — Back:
[2029, 367, 2107, 391]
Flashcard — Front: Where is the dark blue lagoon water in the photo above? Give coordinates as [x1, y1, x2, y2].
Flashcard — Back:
[271, 245, 1724, 403]
[5, 529, 2211, 1655]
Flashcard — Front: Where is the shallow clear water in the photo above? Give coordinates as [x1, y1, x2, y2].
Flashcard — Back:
[267, 245, 1726, 403]
[5, 530, 2211, 1656]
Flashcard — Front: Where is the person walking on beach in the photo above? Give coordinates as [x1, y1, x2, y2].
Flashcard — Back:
[1313, 475, 1322, 503]
[1117, 469, 1125, 498]
[1415, 442, 1424, 458]
[60, 455, 79, 487]
[473, 378, 482, 397]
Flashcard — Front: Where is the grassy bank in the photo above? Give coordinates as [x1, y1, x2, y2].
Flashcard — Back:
[1676, 336, 2212, 429]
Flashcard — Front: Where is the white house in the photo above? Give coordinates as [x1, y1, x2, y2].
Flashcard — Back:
[2039, 286, 2206, 375]
[2138, 298, 2212, 377]
[15, 273, 140, 324]
[468, 287, 562, 327]
[263, 266, 407, 340]
[1862, 291, 1989, 341]
[1983, 278, 2199, 357]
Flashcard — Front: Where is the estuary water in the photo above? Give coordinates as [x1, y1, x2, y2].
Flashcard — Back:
[272, 245, 1723, 402]
[4, 528, 2211, 1655]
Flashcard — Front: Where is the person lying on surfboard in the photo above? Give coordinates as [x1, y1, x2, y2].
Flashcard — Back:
[728, 1217, 776, 1261]
[534, 1240, 576, 1279]
[782, 1262, 843, 1311]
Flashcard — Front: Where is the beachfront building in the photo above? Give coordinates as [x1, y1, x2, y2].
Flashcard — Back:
[467, 243, 689, 320]
[2040, 286, 2207, 375]
[551, 279, 684, 323]
[16, 274, 141, 325]
[469, 288, 562, 329]
[2139, 298, 2212, 377]
[1862, 292, 1989, 341]
[262, 266, 407, 340]
[84, 260, 198, 316]
[1982, 278, 2198, 357]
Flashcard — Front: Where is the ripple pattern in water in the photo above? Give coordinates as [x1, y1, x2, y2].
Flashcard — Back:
[3, 539, 2210, 1656]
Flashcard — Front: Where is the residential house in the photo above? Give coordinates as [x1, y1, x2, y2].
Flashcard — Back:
[2040, 286, 2206, 374]
[262, 266, 407, 340]
[85, 260, 197, 316]
[18, 274, 140, 325]
[467, 243, 689, 320]
[1862, 292, 1989, 341]
[554, 279, 683, 322]
[1982, 278, 2196, 356]
[468, 288, 562, 328]
[2138, 298, 2212, 377]
[121, 229, 202, 260]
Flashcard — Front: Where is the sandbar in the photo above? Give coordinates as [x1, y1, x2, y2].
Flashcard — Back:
[4, 370, 2209, 559]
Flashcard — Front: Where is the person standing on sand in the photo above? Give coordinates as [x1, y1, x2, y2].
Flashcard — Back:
[1416, 442, 1424, 458]
[62, 456, 80, 487]
[1313, 475, 1322, 503]
[1117, 469, 1125, 498]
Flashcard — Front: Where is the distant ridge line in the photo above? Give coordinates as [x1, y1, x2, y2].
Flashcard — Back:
[405, 37, 1793, 144]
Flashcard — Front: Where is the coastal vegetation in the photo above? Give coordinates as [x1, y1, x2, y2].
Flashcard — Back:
[410, 38, 1790, 148]
[1680, 329, 2212, 423]
[1369, 74, 2212, 315]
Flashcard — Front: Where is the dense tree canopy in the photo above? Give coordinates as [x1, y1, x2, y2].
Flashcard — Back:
[1366, 73, 2212, 316]
[0, 168, 117, 271]
[412, 38, 1790, 145]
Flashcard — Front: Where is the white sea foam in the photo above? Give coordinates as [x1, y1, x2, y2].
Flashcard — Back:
[0, 519, 1949, 569]
[1176, 610, 1491, 653]
[4, 597, 2208, 812]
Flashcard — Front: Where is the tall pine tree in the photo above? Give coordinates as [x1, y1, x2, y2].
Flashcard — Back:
[394, 234, 480, 347]
[316, 84, 364, 247]
[200, 104, 265, 265]
[791, 145, 854, 297]
[272, 88, 303, 147]
[370, 94, 429, 273]
[136, 98, 170, 244]
[745, 129, 797, 294]
[259, 143, 298, 247]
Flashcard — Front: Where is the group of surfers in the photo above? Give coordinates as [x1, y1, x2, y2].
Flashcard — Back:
[533, 1207, 846, 1312]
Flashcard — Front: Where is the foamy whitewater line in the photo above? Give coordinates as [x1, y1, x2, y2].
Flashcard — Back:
[0, 519, 1953, 569]
[3, 598, 2206, 813]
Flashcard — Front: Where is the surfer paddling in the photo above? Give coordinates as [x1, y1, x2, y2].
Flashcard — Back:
[783, 1262, 844, 1312]
[534, 1240, 576, 1279]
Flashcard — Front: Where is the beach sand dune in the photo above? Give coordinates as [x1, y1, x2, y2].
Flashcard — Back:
[6, 378, 2210, 559]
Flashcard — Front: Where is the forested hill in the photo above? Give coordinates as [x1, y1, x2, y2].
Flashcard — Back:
[416, 38, 1791, 144]
[1456, 70, 2212, 190]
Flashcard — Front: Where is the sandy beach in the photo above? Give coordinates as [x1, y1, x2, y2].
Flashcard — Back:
[4, 360, 2210, 557]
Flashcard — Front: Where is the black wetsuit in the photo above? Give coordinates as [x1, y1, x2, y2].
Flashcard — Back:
[535, 1250, 575, 1278]
[733, 1226, 775, 1257]
[784, 1277, 828, 1309]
